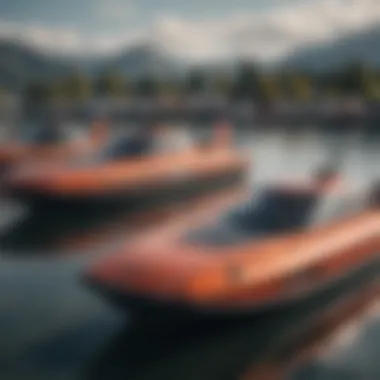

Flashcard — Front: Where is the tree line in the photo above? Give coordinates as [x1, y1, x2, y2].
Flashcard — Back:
[22, 61, 380, 105]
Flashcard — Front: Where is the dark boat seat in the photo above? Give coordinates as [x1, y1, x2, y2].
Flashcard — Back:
[187, 185, 367, 248]
[101, 134, 152, 161]
[21, 125, 65, 145]
[186, 188, 319, 247]
[233, 190, 318, 233]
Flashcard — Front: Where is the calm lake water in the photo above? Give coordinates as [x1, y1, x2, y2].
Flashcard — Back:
[0, 128, 380, 380]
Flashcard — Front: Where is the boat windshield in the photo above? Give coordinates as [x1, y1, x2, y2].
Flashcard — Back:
[100, 134, 152, 161]
[186, 187, 318, 247]
[228, 188, 317, 232]
[20, 125, 65, 145]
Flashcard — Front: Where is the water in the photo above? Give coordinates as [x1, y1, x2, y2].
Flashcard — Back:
[0, 128, 379, 380]
[290, 301, 380, 380]
[245, 128, 380, 184]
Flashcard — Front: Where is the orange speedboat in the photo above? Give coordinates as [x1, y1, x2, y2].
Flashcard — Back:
[3, 126, 249, 208]
[84, 168, 380, 318]
[0, 120, 107, 176]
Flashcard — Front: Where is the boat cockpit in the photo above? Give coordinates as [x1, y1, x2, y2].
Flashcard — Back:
[100, 134, 152, 161]
[19, 125, 67, 146]
[185, 183, 367, 247]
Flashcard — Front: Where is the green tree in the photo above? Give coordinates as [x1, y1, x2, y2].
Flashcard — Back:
[232, 61, 260, 100]
[95, 71, 126, 97]
[24, 81, 52, 104]
[323, 87, 340, 98]
[0, 87, 7, 103]
[363, 77, 380, 100]
[22, 81, 53, 120]
[159, 80, 181, 98]
[257, 74, 281, 102]
[185, 69, 206, 95]
[337, 62, 369, 95]
[289, 75, 313, 101]
[212, 73, 233, 97]
[49, 81, 68, 101]
[61, 72, 91, 100]
[135, 75, 158, 97]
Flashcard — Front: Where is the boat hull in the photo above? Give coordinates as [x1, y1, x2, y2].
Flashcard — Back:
[8, 166, 247, 209]
[84, 257, 380, 321]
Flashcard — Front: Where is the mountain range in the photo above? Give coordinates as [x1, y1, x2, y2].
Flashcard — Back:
[282, 25, 380, 72]
[1, 24, 380, 91]
[0, 40, 184, 90]
[0, 40, 75, 90]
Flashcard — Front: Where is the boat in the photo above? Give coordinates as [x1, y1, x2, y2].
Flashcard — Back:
[0, 119, 106, 176]
[83, 167, 380, 318]
[3, 126, 249, 208]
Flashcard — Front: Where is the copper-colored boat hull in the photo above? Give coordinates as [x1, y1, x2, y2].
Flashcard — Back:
[4, 148, 249, 206]
[0, 137, 99, 163]
[85, 209, 380, 317]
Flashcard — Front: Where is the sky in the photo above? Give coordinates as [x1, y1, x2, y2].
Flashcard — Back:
[0, 0, 380, 62]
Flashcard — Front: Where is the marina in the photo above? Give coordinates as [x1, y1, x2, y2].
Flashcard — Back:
[3, 0, 380, 377]
[0, 127, 379, 379]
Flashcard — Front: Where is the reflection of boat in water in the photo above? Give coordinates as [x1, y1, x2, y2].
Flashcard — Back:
[86, 264, 380, 380]
[0, 187, 244, 255]
[3, 132, 248, 208]
[84, 168, 380, 318]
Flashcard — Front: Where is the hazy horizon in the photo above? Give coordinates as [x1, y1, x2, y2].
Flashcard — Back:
[1, 0, 380, 64]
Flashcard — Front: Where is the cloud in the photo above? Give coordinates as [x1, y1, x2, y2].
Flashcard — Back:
[146, 0, 380, 62]
[0, 20, 140, 57]
[95, 0, 137, 22]
[0, 21, 82, 54]
[1, 0, 380, 62]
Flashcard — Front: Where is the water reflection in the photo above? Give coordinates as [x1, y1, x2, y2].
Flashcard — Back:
[0, 129, 379, 380]
[290, 295, 380, 379]
[86, 263, 380, 380]
[0, 200, 173, 254]
[0, 255, 125, 380]
[248, 129, 380, 184]
[0, 203, 135, 253]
